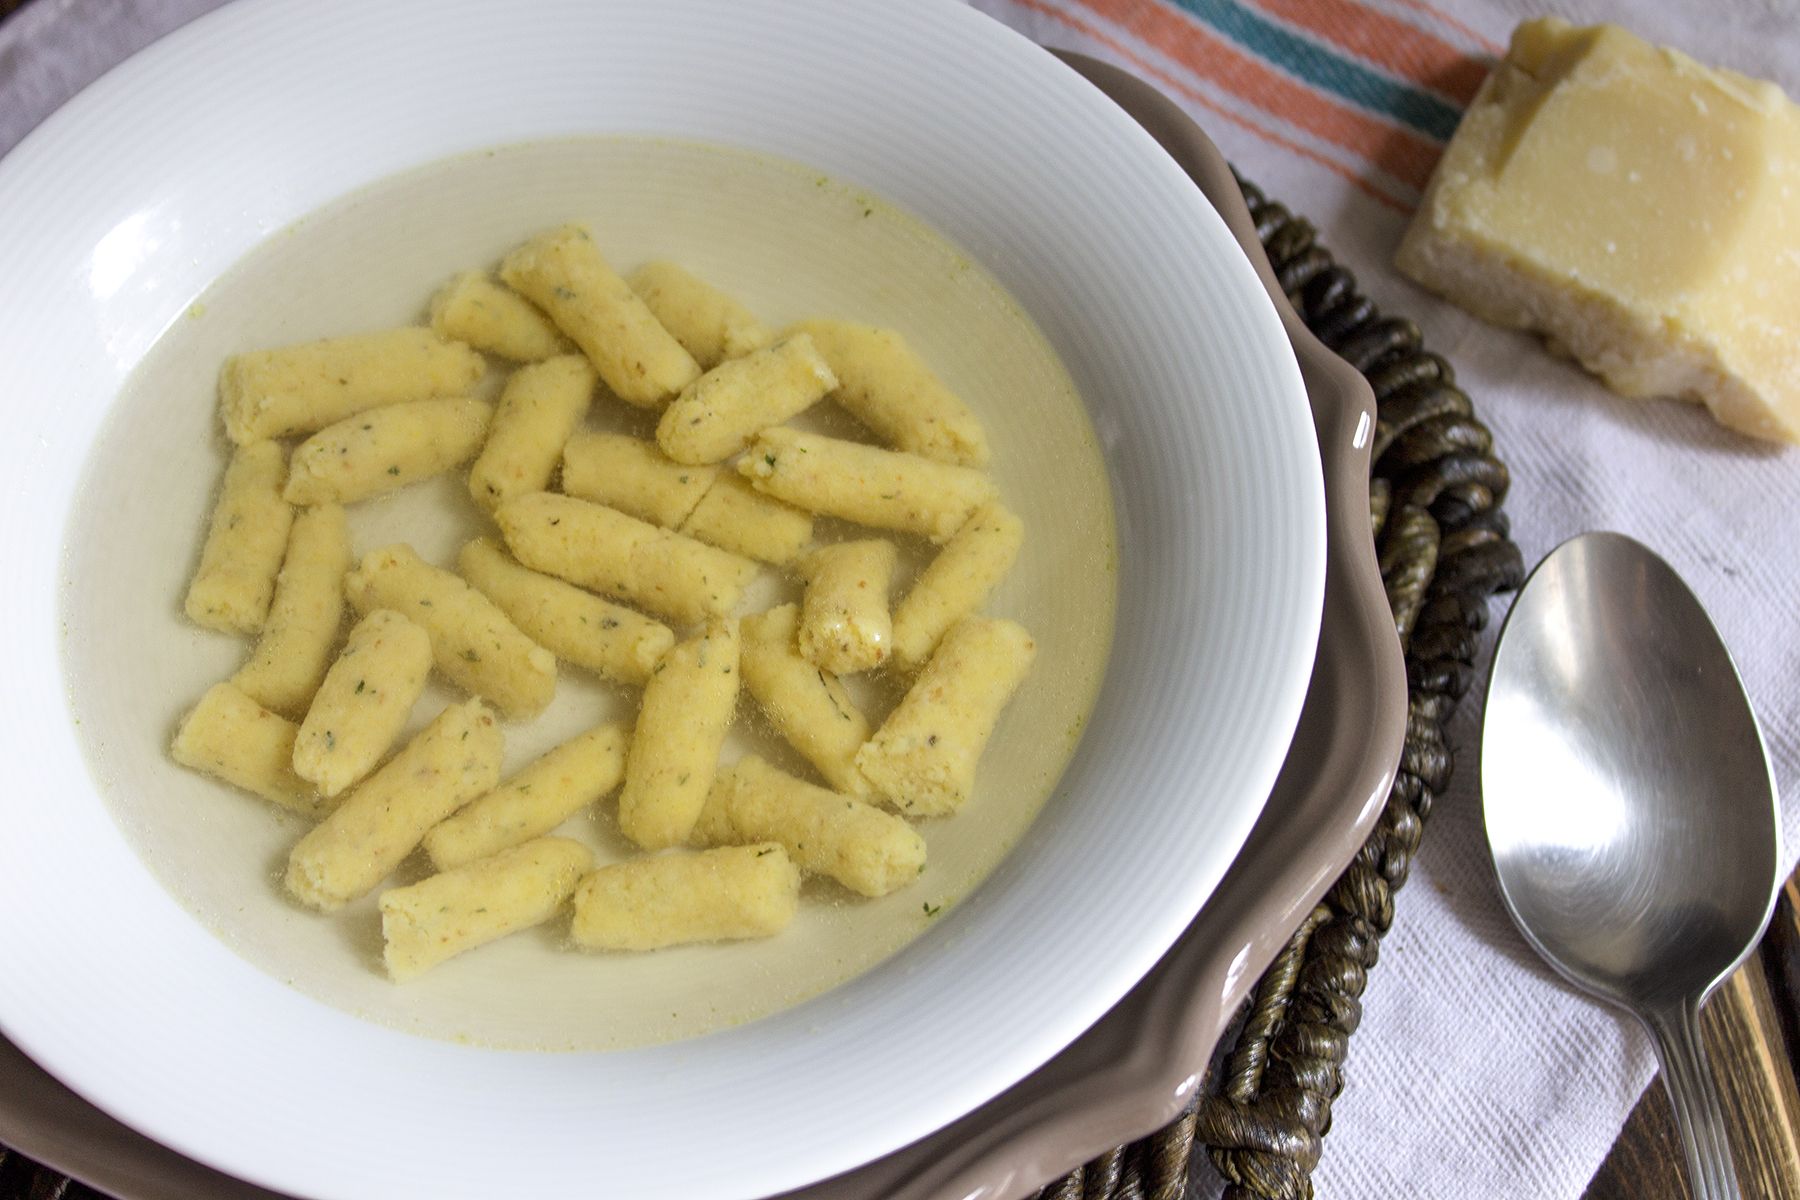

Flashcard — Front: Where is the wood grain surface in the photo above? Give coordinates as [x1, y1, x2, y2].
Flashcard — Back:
[1585, 883, 1800, 1200]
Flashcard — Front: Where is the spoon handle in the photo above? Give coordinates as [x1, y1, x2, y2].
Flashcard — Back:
[1644, 998, 1741, 1200]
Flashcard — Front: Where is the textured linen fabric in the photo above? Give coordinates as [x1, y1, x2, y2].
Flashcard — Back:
[4, 1, 1797, 1197]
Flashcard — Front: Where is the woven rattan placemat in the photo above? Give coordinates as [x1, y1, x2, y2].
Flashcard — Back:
[0, 171, 1524, 1200]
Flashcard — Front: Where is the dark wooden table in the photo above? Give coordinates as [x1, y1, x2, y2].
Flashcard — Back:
[1583, 878, 1800, 1200]
[0, 0, 1794, 1195]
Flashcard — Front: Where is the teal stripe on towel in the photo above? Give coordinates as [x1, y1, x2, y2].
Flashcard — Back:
[1167, 0, 1464, 140]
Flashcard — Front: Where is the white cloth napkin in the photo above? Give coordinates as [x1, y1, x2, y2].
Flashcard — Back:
[4, 2, 1797, 1198]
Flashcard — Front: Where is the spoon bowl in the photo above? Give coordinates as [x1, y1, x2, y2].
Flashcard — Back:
[1483, 530, 1779, 1200]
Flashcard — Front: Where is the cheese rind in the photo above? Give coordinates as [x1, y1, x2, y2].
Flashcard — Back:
[1396, 18, 1800, 444]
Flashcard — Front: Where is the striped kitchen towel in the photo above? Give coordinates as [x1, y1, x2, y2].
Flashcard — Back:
[969, 0, 1800, 1197]
[997, 0, 1497, 209]
[975, 0, 1502, 213]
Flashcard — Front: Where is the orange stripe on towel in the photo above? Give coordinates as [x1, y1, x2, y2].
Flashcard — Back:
[1245, 0, 1491, 106]
[1380, 0, 1506, 57]
[1011, 0, 1413, 210]
[1073, 0, 1443, 191]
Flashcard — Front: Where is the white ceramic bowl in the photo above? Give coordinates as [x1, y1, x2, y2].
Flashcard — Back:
[0, 1, 1322, 1197]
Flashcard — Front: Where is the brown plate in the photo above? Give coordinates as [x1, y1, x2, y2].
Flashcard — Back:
[0, 51, 1405, 1200]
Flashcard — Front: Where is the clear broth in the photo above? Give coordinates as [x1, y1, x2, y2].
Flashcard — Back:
[61, 138, 1115, 1051]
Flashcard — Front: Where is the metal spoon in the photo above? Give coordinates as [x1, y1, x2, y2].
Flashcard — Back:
[1482, 531, 1780, 1200]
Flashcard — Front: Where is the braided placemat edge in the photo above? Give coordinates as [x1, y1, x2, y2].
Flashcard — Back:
[1025, 174, 1526, 1200]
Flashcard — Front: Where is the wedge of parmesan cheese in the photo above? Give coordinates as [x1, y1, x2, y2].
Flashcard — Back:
[1396, 18, 1800, 444]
